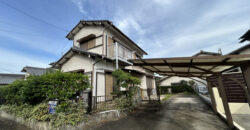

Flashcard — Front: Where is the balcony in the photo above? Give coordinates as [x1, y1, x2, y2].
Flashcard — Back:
[107, 42, 133, 61]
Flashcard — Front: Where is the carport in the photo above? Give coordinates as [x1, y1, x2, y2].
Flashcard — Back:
[129, 54, 250, 129]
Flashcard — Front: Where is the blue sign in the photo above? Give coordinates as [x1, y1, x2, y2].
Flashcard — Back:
[48, 101, 57, 114]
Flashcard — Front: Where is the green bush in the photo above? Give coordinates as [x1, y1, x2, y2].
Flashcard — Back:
[0, 100, 87, 128]
[112, 69, 141, 97]
[0, 85, 9, 99]
[0, 71, 90, 128]
[159, 84, 195, 94]
[113, 96, 134, 110]
[112, 69, 141, 110]
[21, 76, 48, 105]
[1, 71, 90, 105]
[3, 80, 27, 104]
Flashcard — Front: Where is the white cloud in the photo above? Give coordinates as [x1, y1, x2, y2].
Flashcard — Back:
[114, 16, 145, 36]
[0, 47, 49, 73]
[152, 0, 172, 5]
[173, 23, 248, 47]
[71, 0, 86, 14]
[136, 0, 250, 58]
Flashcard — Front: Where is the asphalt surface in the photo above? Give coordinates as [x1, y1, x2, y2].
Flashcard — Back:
[89, 94, 229, 130]
[0, 117, 30, 130]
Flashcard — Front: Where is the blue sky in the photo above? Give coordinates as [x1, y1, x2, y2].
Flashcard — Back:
[0, 0, 250, 73]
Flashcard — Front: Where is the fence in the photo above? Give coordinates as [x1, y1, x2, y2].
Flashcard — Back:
[107, 43, 133, 60]
[91, 96, 115, 112]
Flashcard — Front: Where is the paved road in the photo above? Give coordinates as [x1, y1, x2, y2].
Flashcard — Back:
[0, 117, 30, 130]
[90, 94, 229, 130]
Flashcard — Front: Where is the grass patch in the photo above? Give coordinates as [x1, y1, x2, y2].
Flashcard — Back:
[162, 94, 173, 101]
[183, 91, 197, 95]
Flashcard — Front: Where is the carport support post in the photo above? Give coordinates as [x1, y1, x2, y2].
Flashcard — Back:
[217, 74, 234, 129]
[240, 64, 250, 95]
[206, 80, 217, 113]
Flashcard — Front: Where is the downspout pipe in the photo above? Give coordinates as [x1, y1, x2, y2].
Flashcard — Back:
[91, 57, 103, 109]
[92, 58, 103, 92]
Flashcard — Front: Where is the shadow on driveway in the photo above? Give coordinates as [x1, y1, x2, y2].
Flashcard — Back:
[89, 94, 229, 130]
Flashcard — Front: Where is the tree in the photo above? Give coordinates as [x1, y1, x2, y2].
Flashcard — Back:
[112, 69, 141, 97]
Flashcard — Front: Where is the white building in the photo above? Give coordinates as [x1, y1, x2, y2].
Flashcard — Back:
[51, 20, 156, 100]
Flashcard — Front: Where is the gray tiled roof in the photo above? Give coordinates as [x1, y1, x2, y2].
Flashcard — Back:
[0, 73, 25, 85]
[21, 66, 53, 76]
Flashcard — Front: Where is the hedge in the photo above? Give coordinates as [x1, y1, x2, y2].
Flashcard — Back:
[159, 85, 194, 94]
[0, 71, 90, 106]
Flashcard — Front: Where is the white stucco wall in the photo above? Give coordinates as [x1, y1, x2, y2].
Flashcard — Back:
[61, 54, 93, 72]
[73, 26, 103, 55]
[95, 72, 105, 96]
[213, 87, 250, 114]
[73, 26, 103, 47]
[87, 46, 103, 54]
[159, 76, 190, 86]
[95, 60, 116, 71]
[60, 53, 151, 98]
[140, 75, 147, 89]
[159, 76, 206, 87]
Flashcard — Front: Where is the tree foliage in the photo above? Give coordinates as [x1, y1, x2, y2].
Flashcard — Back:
[112, 69, 141, 89]
[112, 69, 141, 98]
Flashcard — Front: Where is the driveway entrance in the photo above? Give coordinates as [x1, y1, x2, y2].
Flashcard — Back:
[90, 94, 228, 130]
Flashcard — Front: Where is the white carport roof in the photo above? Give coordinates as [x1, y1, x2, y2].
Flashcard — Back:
[128, 54, 250, 78]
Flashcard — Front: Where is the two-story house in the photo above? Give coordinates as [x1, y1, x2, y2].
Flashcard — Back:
[51, 20, 156, 101]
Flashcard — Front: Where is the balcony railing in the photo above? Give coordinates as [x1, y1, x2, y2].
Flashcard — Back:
[107, 43, 132, 60]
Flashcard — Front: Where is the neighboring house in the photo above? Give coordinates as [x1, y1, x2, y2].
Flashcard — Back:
[158, 50, 221, 93]
[51, 20, 156, 100]
[21, 66, 51, 78]
[239, 29, 250, 43]
[0, 73, 25, 87]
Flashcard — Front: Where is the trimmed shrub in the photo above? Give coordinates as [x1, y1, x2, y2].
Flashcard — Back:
[0, 100, 87, 128]
[159, 84, 195, 94]
[1, 71, 90, 105]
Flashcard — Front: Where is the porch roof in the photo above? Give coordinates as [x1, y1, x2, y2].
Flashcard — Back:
[128, 54, 250, 78]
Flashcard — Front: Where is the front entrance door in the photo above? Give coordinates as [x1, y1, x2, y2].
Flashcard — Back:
[105, 73, 113, 100]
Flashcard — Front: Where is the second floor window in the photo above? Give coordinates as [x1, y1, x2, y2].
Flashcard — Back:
[77, 34, 96, 50]
[80, 39, 96, 50]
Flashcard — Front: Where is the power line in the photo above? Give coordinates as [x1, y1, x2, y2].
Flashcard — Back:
[0, 28, 71, 53]
[0, 1, 69, 32]
[0, 29, 62, 39]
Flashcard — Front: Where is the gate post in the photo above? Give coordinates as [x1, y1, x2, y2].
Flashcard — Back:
[87, 91, 92, 113]
[217, 74, 234, 129]
[206, 80, 217, 113]
[147, 89, 151, 103]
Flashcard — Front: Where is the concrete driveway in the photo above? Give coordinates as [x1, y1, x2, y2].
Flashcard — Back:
[0, 117, 30, 130]
[89, 94, 229, 130]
